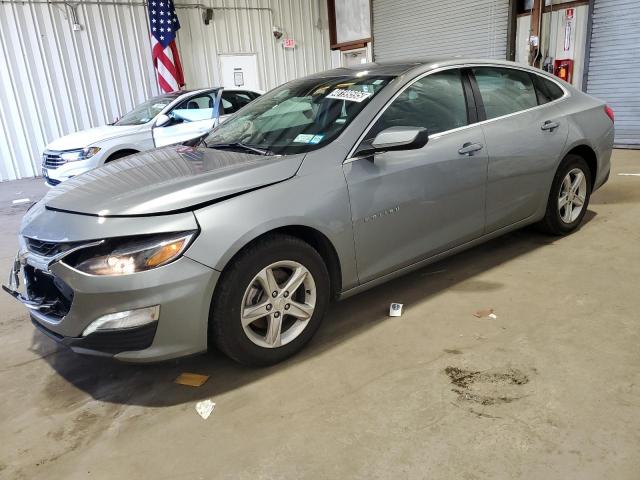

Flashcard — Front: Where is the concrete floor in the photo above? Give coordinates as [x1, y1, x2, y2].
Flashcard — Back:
[1, 150, 639, 479]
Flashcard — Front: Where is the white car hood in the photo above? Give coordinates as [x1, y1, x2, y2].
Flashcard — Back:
[46, 124, 147, 151]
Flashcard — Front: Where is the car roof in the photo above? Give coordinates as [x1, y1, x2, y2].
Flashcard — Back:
[223, 87, 265, 94]
[310, 62, 422, 78]
[311, 58, 555, 79]
[179, 87, 263, 95]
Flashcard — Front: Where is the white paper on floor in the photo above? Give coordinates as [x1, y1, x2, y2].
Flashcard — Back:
[195, 399, 216, 419]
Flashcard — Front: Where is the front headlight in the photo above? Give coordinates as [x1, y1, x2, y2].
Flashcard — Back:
[61, 231, 197, 276]
[60, 146, 101, 162]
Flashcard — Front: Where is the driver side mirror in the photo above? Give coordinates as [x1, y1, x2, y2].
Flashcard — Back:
[358, 126, 429, 158]
[155, 114, 171, 127]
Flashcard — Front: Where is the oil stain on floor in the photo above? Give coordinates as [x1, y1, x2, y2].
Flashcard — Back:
[445, 366, 531, 406]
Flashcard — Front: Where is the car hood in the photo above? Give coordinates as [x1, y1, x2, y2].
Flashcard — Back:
[41, 146, 305, 216]
[46, 124, 146, 150]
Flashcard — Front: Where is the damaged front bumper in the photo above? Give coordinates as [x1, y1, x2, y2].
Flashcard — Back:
[3, 242, 220, 362]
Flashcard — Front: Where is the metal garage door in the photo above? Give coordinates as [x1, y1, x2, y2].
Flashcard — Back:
[586, 0, 640, 148]
[372, 0, 510, 62]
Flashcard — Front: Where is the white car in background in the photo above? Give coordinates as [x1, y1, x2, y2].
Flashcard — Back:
[41, 87, 262, 186]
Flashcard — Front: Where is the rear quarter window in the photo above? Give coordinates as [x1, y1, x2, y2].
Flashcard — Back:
[531, 74, 565, 104]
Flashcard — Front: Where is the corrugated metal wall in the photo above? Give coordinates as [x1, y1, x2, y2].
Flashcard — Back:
[0, 1, 157, 181]
[586, 0, 640, 148]
[176, 0, 333, 91]
[0, 0, 332, 181]
[372, 0, 510, 62]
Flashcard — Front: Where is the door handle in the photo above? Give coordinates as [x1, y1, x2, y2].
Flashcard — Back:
[458, 142, 483, 156]
[541, 120, 560, 132]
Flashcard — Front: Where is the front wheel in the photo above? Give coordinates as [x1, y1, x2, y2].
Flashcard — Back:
[538, 154, 592, 235]
[209, 234, 330, 366]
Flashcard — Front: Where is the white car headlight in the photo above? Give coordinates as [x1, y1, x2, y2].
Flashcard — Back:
[62, 231, 197, 276]
[60, 146, 101, 162]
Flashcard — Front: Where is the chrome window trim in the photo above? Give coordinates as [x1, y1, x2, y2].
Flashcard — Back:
[344, 63, 569, 164]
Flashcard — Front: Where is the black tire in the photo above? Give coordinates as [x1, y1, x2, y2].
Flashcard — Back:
[209, 234, 330, 366]
[537, 154, 592, 235]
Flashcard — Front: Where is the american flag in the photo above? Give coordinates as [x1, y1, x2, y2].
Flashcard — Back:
[148, 0, 185, 92]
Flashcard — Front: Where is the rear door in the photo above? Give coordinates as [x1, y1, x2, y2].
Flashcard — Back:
[471, 67, 569, 232]
[153, 91, 219, 147]
[344, 68, 488, 283]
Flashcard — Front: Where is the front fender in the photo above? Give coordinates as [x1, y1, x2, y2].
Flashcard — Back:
[92, 132, 155, 166]
[186, 167, 358, 292]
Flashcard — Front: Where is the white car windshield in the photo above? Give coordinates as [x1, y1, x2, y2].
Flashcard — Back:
[114, 93, 182, 126]
[204, 75, 394, 155]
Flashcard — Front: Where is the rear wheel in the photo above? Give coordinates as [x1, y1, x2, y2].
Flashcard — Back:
[538, 154, 592, 235]
[210, 234, 330, 366]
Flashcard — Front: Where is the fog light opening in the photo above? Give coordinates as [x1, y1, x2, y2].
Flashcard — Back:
[82, 305, 160, 337]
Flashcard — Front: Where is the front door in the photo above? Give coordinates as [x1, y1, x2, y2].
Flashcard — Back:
[470, 67, 569, 231]
[344, 69, 488, 283]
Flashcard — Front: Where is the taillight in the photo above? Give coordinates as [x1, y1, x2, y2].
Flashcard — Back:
[604, 104, 615, 123]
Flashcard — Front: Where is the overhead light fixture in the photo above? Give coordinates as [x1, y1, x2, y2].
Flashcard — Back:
[66, 3, 82, 32]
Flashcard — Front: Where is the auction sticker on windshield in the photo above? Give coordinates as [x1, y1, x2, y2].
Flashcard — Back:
[326, 89, 372, 103]
[294, 134, 315, 143]
[294, 134, 326, 144]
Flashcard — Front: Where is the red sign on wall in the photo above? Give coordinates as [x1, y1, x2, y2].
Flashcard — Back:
[566, 8, 574, 19]
[282, 38, 296, 49]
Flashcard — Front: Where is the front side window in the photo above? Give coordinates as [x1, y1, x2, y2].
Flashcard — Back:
[358, 69, 468, 151]
[472, 67, 538, 119]
[204, 75, 394, 155]
[114, 94, 181, 126]
[169, 92, 217, 123]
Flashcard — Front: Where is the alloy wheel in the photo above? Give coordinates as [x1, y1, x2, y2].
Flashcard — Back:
[558, 167, 587, 224]
[241, 260, 317, 348]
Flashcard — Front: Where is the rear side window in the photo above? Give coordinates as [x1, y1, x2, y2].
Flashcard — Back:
[221, 91, 254, 115]
[472, 67, 538, 119]
[365, 69, 469, 141]
[531, 74, 564, 104]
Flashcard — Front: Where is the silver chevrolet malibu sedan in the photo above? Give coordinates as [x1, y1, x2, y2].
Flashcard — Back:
[4, 59, 614, 365]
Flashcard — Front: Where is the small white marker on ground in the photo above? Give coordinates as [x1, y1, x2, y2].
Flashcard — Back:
[389, 303, 403, 317]
[195, 399, 216, 419]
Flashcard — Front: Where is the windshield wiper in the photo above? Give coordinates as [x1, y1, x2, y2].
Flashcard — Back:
[205, 142, 274, 156]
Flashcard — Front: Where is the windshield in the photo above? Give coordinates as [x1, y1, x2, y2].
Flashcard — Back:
[114, 94, 181, 126]
[203, 74, 394, 155]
